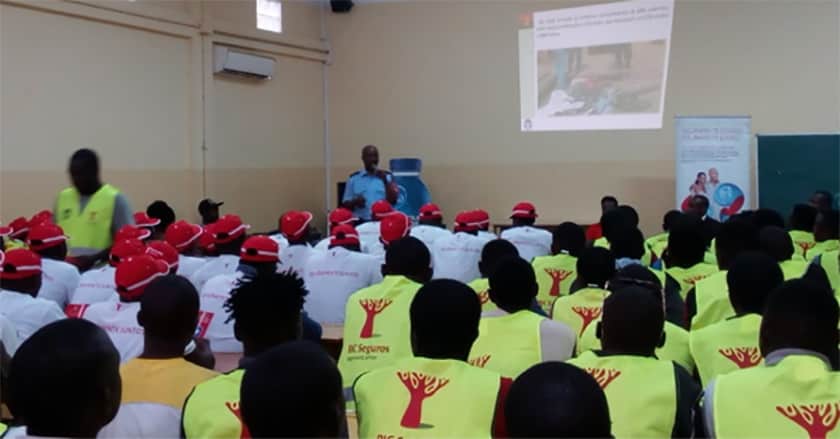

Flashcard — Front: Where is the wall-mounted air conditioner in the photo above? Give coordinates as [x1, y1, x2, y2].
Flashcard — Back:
[213, 46, 275, 80]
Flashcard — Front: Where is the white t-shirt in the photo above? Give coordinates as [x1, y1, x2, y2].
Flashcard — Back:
[38, 258, 81, 308]
[278, 243, 314, 278]
[0, 313, 20, 356]
[0, 290, 65, 342]
[269, 233, 289, 249]
[500, 226, 553, 262]
[177, 255, 206, 280]
[410, 225, 452, 251]
[189, 255, 239, 291]
[82, 300, 143, 363]
[197, 272, 242, 353]
[478, 230, 498, 242]
[313, 237, 331, 252]
[303, 247, 382, 324]
[355, 221, 381, 248]
[69, 266, 118, 313]
[431, 232, 489, 284]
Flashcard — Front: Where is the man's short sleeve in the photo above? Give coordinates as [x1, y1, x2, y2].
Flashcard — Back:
[342, 175, 356, 202]
[111, 193, 135, 236]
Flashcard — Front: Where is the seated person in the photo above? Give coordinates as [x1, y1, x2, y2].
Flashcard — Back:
[432, 211, 489, 283]
[0, 249, 65, 341]
[469, 239, 520, 313]
[409, 203, 452, 249]
[759, 226, 809, 279]
[67, 238, 146, 317]
[532, 222, 585, 314]
[788, 204, 818, 258]
[500, 201, 552, 262]
[277, 210, 314, 277]
[664, 217, 718, 298]
[552, 247, 614, 339]
[189, 214, 250, 291]
[27, 222, 80, 308]
[164, 220, 207, 279]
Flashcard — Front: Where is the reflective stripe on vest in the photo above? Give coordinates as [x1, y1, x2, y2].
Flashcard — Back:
[666, 263, 719, 299]
[577, 321, 695, 373]
[532, 253, 577, 314]
[691, 271, 733, 331]
[689, 314, 762, 386]
[780, 259, 809, 280]
[338, 276, 421, 389]
[569, 351, 677, 438]
[789, 230, 817, 259]
[182, 369, 246, 439]
[551, 287, 609, 339]
[595, 237, 653, 267]
[469, 310, 543, 378]
[354, 357, 500, 438]
[820, 250, 840, 293]
[713, 355, 840, 439]
[56, 184, 119, 251]
[468, 278, 497, 313]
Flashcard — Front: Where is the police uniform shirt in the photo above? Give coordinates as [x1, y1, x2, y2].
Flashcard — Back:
[342, 170, 393, 221]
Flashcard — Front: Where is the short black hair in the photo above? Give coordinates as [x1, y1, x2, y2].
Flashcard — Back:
[576, 247, 615, 288]
[506, 362, 611, 438]
[760, 279, 839, 367]
[601, 196, 618, 206]
[790, 203, 818, 232]
[666, 216, 706, 267]
[69, 148, 100, 171]
[384, 237, 431, 279]
[8, 319, 121, 437]
[410, 279, 480, 359]
[139, 275, 199, 345]
[600, 286, 664, 354]
[240, 341, 344, 438]
[552, 222, 585, 257]
[692, 194, 710, 210]
[815, 209, 839, 239]
[478, 239, 519, 278]
[609, 264, 663, 303]
[715, 218, 759, 270]
[224, 271, 307, 348]
[663, 210, 683, 232]
[610, 227, 645, 260]
[752, 208, 785, 231]
[727, 252, 784, 315]
[488, 256, 538, 311]
[758, 226, 794, 262]
[146, 200, 176, 231]
[617, 205, 640, 228]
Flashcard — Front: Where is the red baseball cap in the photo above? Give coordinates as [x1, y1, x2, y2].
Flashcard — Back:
[146, 241, 180, 272]
[511, 202, 538, 219]
[380, 212, 411, 245]
[27, 223, 69, 252]
[164, 220, 203, 251]
[29, 210, 53, 227]
[115, 255, 168, 300]
[330, 224, 360, 247]
[8, 217, 30, 239]
[0, 225, 11, 238]
[109, 238, 147, 267]
[281, 211, 313, 241]
[213, 214, 250, 244]
[133, 212, 161, 228]
[371, 200, 397, 221]
[240, 235, 279, 263]
[115, 225, 152, 242]
[474, 209, 491, 227]
[419, 203, 443, 221]
[328, 208, 358, 226]
[0, 248, 41, 280]
[198, 227, 217, 253]
[454, 211, 480, 233]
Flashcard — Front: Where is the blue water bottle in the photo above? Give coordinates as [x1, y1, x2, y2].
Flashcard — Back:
[389, 158, 431, 218]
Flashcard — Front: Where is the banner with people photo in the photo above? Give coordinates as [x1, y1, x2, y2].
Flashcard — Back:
[675, 116, 751, 222]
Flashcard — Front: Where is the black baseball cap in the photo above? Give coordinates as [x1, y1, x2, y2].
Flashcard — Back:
[198, 198, 224, 214]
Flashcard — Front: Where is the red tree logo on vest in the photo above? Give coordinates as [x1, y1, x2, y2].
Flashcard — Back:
[571, 306, 602, 335]
[544, 268, 573, 296]
[396, 371, 450, 428]
[359, 299, 393, 338]
[797, 241, 817, 258]
[584, 368, 621, 390]
[682, 275, 711, 287]
[477, 290, 490, 305]
[718, 347, 762, 368]
[776, 401, 840, 439]
[225, 401, 251, 439]
[469, 355, 491, 368]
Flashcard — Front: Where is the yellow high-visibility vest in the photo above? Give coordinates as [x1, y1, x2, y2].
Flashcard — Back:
[645, 232, 669, 260]
[577, 320, 695, 373]
[354, 357, 500, 439]
[779, 259, 809, 280]
[689, 314, 762, 385]
[181, 369, 246, 439]
[467, 278, 497, 313]
[532, 253, 577, 314]
[789, 230, 817, 259]
[468, 309, 543, 378]
[666, 262, 718, 299]
[819, 250, 839, 293]
[569, 351, 677, 438]
[810, 240, 840, 261]
[551, 287, 609, 338]
[691, 271, 734, 331]
[712, 354, 840, 439]
[56, 184, 119, 251]
[338, 276, 421, 390]
[595, 237, 653, 266]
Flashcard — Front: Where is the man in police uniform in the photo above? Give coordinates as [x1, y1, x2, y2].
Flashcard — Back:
[341, 145, 397, 221]
[54, 149, 134, 263]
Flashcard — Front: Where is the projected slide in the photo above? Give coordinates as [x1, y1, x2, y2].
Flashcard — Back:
[521, 0, 674, 131]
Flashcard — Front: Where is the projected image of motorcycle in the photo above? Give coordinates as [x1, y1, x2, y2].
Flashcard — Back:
[536, 39, 667, 117]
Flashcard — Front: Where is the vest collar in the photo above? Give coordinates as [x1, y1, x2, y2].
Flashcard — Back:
[764, 348, 832, 368]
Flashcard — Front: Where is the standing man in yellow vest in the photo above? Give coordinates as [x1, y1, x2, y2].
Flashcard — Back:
[339, 237, 433, 396]
[704, 279, 840, 438]
[569, 287, 701, 438]
[353, 279, 511, 438]
[55, 149, 134, 265]
[532, 222, 585, 314]
[664, 217, 718, 298]
[181, 272, 307, 438]
[690, 252, 784, 385]
[469, 257, 576, 377]
[759, 227, 810, 279]
[468, 239, 519, 313]
[552, 247, 614, 339]
[789, 204, 819, 259]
